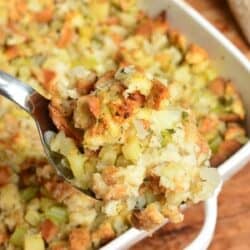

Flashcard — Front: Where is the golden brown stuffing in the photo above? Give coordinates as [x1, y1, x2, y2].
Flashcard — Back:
[198, 116, 219, 134]
[34, 5, 54, 23]
[104, 184, 127, 201]
[136, 12, 168, 37]
[87, 96, 101, 119]
[168, 28, 187, 51]
[0, 229, 8, 246]
[131, 204, 164, 230]
[76, 79, 96, 96]
[69, 227, 91, 250]
[219, 113, 241, 122]
[224, 123, 246, 141]
[40, 69, 57, 94]
[57, 23, 75, 48]
[140, 175, 166, 198]
[209, 77, 226, 97]
[210, 139, 242, 166]
[92, 222, 115, 246]
[0, 1, 247, 249]
[45, 180, 77, 203]
[147, 80, 169, 110]
[40, 219, 58, 242]
[185, 44, 208, 64]
[51, 243, 68, 250]
[0, 167, 11, 186]
[102, 166, 119, 185]
[5, 46, 21, 60]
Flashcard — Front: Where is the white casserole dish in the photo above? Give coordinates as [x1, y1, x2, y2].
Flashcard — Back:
[101, 0, 250, 249]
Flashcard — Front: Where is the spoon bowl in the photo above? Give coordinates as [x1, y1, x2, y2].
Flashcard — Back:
[0, 70, 84, 192]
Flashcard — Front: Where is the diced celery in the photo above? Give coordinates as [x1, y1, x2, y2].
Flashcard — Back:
[122, 136, 141, 163]
[182, 111, 189, 121]
[10, 225, 28, 247]
[116, 155, 130, 167]
[205, 67, 217, 81]
[24, 234, 45, 250]
[21, 187, 38, 202]
[25, 210, 41, 226]
[45, 206, 69, 225]
[209, 136, 222, 153]
[144, 191, 156, 204]
[40, 198, 55, 212]
[51, 132, 86, 180]
[67, 153, 86, 181]
[161, 129, 174, 147]
[212, 105, 225, 114]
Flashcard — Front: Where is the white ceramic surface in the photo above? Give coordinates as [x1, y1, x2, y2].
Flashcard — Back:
[101, 0, 250, 249]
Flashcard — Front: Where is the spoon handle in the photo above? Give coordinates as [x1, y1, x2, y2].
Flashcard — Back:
[0, 70, 35, 113]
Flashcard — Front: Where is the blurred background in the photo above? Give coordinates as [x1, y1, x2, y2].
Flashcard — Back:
[132, 0, 250, 249]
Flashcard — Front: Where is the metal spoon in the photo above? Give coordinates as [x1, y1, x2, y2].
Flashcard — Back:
[0, 70, 86, 192]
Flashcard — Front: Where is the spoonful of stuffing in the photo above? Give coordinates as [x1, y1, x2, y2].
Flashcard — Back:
[0, 70, 84, 192]
[0, 67, 219, 218]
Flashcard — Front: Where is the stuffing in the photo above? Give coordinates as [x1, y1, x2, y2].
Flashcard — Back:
[0, 0, 247, 249]
[50, 66, 219, 231]
[131, 204, 165, 230]
[69, 227, 91, 250]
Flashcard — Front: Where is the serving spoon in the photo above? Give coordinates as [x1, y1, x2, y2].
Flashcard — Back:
[0, 70, 85, 192]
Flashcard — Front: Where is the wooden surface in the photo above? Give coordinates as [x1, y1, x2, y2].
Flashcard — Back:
[187, 0, 250, 58]
[131, 1, 250, 250]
